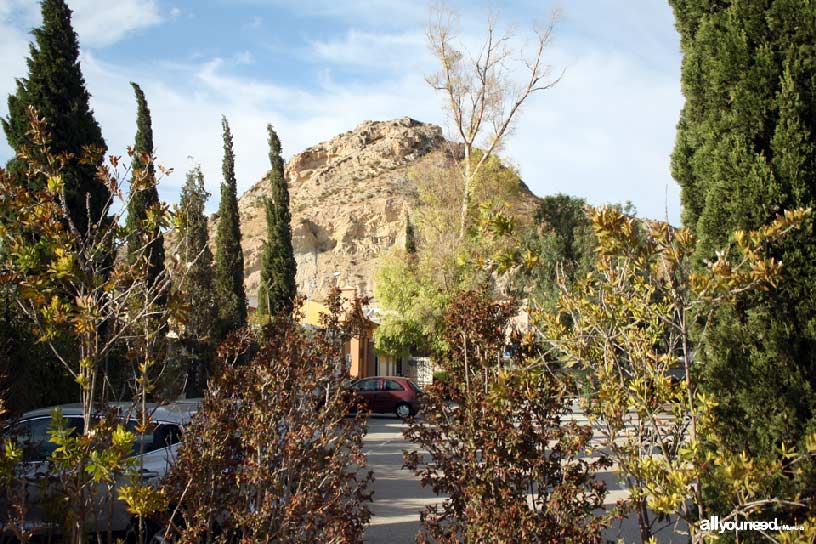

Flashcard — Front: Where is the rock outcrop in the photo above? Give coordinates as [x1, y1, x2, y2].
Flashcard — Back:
[211, 117, 539, 304]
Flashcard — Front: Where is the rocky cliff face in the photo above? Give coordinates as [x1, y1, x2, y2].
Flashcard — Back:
[212, 117, 538, 304]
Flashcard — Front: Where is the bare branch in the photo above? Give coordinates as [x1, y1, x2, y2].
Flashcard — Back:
[426, 3, 562, 237]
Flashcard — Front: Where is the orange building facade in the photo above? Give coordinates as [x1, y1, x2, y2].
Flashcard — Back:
[299, 288, 379, 380]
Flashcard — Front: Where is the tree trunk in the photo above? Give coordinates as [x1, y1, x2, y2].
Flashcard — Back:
[637, 496, 652, 543]
[458, 146, 472, 239]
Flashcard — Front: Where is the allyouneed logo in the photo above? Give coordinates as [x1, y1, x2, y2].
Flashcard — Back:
[700, 516, 805, 534]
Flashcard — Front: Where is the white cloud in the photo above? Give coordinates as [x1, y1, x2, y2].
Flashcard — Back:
[0, 15, 28, 83]
[67, 49, 441, 217]
[0, 0, 38, 21]
[310, 30, 428, 71]
[505, 47, 683, 222]
[67, 0, 163, 47]
[556, 1, 679, 69]
[0, 5, 33, 162]
[0, 0, 167, 49]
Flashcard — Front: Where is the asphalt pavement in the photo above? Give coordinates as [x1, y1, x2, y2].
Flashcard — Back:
[362, 416, 439, 543]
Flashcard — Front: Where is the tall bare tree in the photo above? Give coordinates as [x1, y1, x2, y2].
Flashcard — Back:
[426, 4, 562, 238]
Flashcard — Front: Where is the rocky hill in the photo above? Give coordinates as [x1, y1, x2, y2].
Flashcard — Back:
[212, 117, 539, 304]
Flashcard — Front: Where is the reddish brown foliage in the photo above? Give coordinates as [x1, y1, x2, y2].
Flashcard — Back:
[404, 288, 611, 543]
[162, 292, 373, 543]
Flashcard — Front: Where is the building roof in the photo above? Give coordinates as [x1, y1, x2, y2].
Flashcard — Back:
[298, 291, 378, 330]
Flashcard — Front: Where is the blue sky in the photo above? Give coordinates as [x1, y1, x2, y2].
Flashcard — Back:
[0, 0, 684, 224]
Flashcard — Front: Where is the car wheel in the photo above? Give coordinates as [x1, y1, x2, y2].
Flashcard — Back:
[395, 402, 412, 419]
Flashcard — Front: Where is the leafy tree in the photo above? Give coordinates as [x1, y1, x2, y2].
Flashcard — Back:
[213, 116, 246, 337]
[405, 288, 612, 543]
[1, 0, 108, 237]
[125, 82, 164, 291]
[513, 194, 595, 312]
[0, 0, 110, 414]
[534, 194, 593, 267]
[374, 252, 447, 356]
[123, 84, 169, 405]
[162, 292, 373, 543]
[1, 222, 75, 413]
[257, 124, 296, 317]
[0, 109, 182, 544]
[374, 155, 527, 356]
[176, 165, 216, 395]
[256, 283, 269, 317]
[545, 205, 816, 543]
[376, 160, 468, 356]
[670, 0, 816, 470]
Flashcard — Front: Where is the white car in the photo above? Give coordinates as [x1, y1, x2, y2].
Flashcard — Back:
[1, 400, 200, 541]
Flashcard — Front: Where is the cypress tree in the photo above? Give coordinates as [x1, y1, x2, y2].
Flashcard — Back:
[256, 283, 270, 316]
[670, 0, 816, 468]
[178, 166, 215, 393]
[534, 194, 593, 268]
[126, 82, 164, 290]
[1, 0, 108, 237]
[257, 124, 296, 317]
[514, 194, 595, 313]
[179, 166, 215, 333]
[214, 116, 247, 335]
[405, 218, 417, 254]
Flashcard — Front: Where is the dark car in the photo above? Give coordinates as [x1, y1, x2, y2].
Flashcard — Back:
[351, 376, 420, 418]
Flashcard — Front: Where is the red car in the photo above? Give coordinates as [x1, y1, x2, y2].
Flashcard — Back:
[351, 376, 420, 418]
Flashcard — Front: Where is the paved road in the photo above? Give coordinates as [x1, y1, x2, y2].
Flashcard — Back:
[359, 412, 685, 544]
[363, 416, 439, 543]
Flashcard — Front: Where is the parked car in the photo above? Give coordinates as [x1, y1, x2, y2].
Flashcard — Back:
[1, 400, 200, 541]
[351, 376, 420, 418]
